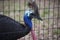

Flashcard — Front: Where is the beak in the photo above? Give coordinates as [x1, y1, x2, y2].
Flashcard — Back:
[35, 15, 43, 21]
[30, 13, 43, 21]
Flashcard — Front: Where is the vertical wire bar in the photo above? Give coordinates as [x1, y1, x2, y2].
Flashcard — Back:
[40, 0, 44, 40]
[8, 0, 10, 17]
[35, 0, 37, 39]
[39, 0, 41, 39]
[48, 0, 49, 40]
[52, 0, 54, 40]
[33, 0, 36, 40]
[19, 0, 20, 23]
[32, 0, 36, 39]
[3, 0, 4, 15]
[34, 0, 38, 40]
[48, 0, 50, 40]
[43, 0, 45, 40]
[14, 0, 15, 20]
[38, 0, 41, 40]
[57, 0, 58, 40]
[52, 0, 55, 40]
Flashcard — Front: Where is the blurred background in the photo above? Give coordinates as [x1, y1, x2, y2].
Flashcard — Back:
[0, 0, 60, 40]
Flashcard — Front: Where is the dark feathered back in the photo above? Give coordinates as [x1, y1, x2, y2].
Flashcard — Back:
[0, 15, 31, 40]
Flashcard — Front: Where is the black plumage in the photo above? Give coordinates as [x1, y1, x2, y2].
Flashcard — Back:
[0, 1, 43, 40]
[0, 15, 31, 40]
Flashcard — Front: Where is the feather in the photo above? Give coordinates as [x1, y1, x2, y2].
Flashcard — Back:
[0, 15, 31, 40]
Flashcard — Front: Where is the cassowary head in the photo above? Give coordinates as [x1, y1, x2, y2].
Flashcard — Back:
[26, 1, 43, 21]
[24, 1, 43, 28]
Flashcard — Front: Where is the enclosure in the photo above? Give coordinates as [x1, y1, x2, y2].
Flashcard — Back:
[0, 0, 60, 40]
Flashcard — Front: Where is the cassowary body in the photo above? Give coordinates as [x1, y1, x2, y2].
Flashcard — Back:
[0, 15, 31, 40]
[0, 1, 42, 40]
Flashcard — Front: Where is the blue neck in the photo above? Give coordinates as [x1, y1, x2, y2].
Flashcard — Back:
[24, 16, 32, 29]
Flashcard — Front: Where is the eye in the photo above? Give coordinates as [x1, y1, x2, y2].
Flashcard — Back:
[25, 13, 30, 17]
[26, 13, 28, 16]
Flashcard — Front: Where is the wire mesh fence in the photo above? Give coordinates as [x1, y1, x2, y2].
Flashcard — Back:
[0, 0, 60, 40]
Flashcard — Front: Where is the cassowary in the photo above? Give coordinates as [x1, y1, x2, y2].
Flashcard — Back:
[0, 1, 42, 40]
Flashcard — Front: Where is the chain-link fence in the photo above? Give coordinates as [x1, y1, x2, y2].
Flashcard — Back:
[0, 0, 60, 40]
